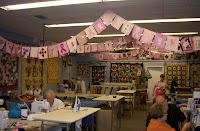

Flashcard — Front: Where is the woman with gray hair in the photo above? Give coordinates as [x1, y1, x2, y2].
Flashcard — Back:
[147, 103, 190, 131]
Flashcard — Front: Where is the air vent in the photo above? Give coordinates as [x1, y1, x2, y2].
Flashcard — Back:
[35, 15, 48, 20]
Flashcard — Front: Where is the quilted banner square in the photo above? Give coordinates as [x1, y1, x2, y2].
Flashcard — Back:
[91, 44, 98, 52]
[165, 36, 179, 52]
[112, 38, 120, 48]
[180, 37, 193, 52]
[127, 42, 133, 48]
[112, 53, 118, 60]
[149, 51, 154, 58]
[126, 51, 132, 58]
[131, 25, 144, 41]
[193, 36, 200, 51]
[84, 45, 91, 53]
[11, 44, 21, 57]
[118, 37, 127, 45]
[0, 36, 6, 49]
[125, 35, 133, 43]
[57, 41, 69, 56]
[44, 41, 52, 46]
[121, 20, 134, 35]
[117, 53, 123, 59]
[105, 40, 113, 51]
[152, 33, 166, 49]
[6, 41, 14, 54]
[131, 50, 138, 56]
[97, 42, 106, 52]
[121, 44, 127, 50]
[21, 46, 30, 58]
[154, 53, 160, 59]
[111, 15, 124, 30]
[38, 46, 48, 59]
[67, 37, 77, 53]
[140, 29, 155, 44]
[98, 54, 104, 60]
[30, 47, 39, 58]
[76, 31, 88, 45]
[85, 25, 97, 39]
[48, 45, 58, 58]
[93, 18, 106, 34]
[77, 45, 84, 53]
[100, 10, 116, 26]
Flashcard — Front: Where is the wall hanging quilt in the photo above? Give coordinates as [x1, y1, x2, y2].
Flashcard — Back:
[48, 57, 60, 83]
[77, 63, 90, 76]
[92, 66, 105, 83]
[189, 63, 200, 88]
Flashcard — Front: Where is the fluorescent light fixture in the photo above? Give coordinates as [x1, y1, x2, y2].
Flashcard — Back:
[162, 32, 198, 35]
[45, 22, 93, 28]
[94, 34, 126, 37]
[0, 0, 124, 10]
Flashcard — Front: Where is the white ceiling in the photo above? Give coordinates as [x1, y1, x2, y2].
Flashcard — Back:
[0, 0, 200, 44]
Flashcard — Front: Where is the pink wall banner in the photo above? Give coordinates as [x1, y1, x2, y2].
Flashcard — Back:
[48, 45, 58, 58]
[149, 52, 154, 58]
[6, 41, 14, 54]
[112, 38, 120, 48]
[77, 45, 84, 53]
[152, 33, 166, 49]
[38, 46, 48, 59]
[112, 53, 118, 60]
[98, 54, 104, 60]
[131, 25, 144, 41]
[193, 36, 200, 50]
[93, 18, 106, 34]
[180, 37, 193, 52]
[111, 15, 124, 30]
[127, 42, 133, 48]
[57, 41, 69, 56]
[0, 36, 6, 49]
[125, 35, 133, 43]
[97, 42, 106, 52]
[121, 20, 134, 35]
[140, 29, 155, 44]
[30, 47, 39, 58]
[76, 31, 88, 45]
[165, 36, 179, 52]
[91, 44, 98, 52]
[154, 53, 160, 59]
[117, 53, 123, 59]
[67, 37, 77, 53]
[105, 40, 113, 51]
[22, 47, 30, 58]
[118, 37, 127, 45]
[121, 44, 127, 50]
[85, 25, 97, 39]
[100, 10, 116, 26]
[126, 51, 132, 58]
[84, 45, 91, 53]
[11, 44, 21, 57]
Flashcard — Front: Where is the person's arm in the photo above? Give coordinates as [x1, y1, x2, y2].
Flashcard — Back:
[181, 122, 191, 131]
[181, 120, 187, 128]
[152, 85, 156, 96]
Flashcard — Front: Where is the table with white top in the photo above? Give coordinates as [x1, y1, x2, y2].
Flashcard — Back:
[33, 107, 101, 131]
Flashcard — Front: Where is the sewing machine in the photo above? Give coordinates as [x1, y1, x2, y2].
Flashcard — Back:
[31, 99, 50, 114]
[0, 99, 9, 130]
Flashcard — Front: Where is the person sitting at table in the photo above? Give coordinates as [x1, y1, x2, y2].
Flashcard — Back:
[44, 89, 64, 112]
[147, 103, 191, 131]
[32, 83, 42, 98]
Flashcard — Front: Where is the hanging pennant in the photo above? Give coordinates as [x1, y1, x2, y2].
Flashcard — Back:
[153, 52, 160, 59]
[21, 47, 30, 58]
[30, 47, 39, 58]
[164, 53, 171, 60]
[48, 45, 58, 58]
[118, 37, 127, 45]
[112, 53, 118, 60]
[91, 44, 98, 52]
[0, 36, 6, 49]
[126, 51, 132, 58]
[140, 29, 155, 44]
[77, 45, 84, 53]
[105, 40, 113, 51]
[100, 10, 116, 26]
[84, 45, 91, 53]
[6, 41, 14, 54]
[76, 31, 88, 45]
[98, 54, 104, 60]
[193, 36, 200, 51]
[131, 50, 138, 56]
[93, 18, 106, 34]
[127, 42, 133, 48]
[179, 37, 193, 52]
[121, 20, 134, 35]
[121, 44, 127, 50]
[11, 44, 21, 57]
[117, 53, 123, 59]
[111, 15, 124, 30]
[103, 54, 109, 60]
[112, 38, 120, 48]
[85, 25, 97, 39]
[152, 33, 166, 49]
[67, 37, 77, 53]
[97, 42, 106, 52]
[38, 46, 48, 59]
[149, 52, 154, 58]
[159, 54, 164, 60]
[57, 41, 69, 56]
[165, 36, 179, 52]
[131, 25, 144, 41]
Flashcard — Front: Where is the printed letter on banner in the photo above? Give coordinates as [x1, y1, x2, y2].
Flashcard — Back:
[165, 36, 179, 52]
[6, 41, 14, 54]
[84, 45, 91, 53]
[105, 40, 113, 51]
[97, 42, 106, 52]
[118, 37, 127, 45]
[91, 44, 98, 52]
[112, 38, 120, 48]
[77, 45, 84, 53]
[48, 45, 58, 58]
[140, 29, 155, 44]
[67, 37, 77, 53]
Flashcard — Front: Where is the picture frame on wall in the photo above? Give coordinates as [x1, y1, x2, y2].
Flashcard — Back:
[68, 56, 72, 65]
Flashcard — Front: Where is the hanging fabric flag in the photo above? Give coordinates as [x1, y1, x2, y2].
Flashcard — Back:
[193, 36, 200, 51]
[152, 33, 166, 49]
[48, 45, 58, 58]
[77, 45, 84, 53]
[125, 35, 133, 43]
[84, 45, 91, 53]
[21, 47, 30, 58]
[91, 44, 98, 52]
[11, 44, 21, 57]
[105, 40, 113, 51]
[127, 42, 133, 48]
[164, 53, 171, 60]
[165, 36, 179, 52]
[111, 15, 124, 30]
[149, 51, 154, 58]
[121, 44, 127, 50]
[117, 53, 123, 59]
[132, 25, 144, 41]
[100, 10, 116, 26]
[112, 38, 120, 48]
[57, 41, 69, 56]
[179, 37, 193, 52]
[38, 46, 48, 59]
[76, 31, 88, 45]
[126, 51, 132, 58]
[118, 37, 127, 45]
[85, 25, 97, 39]
[103, 54, 109, 60]
[67, 37, 77, 53]
[30, 47, 39, 58]
[6, 41, 14, 54]
[112, 53, 118, 60]
[93, 18, 106, 34]
[154, 53, 160, 59]
[159, 54, 164, 60]
[98, 54, 104, 60]
[0, 36, 6, 49]
[121, 20, 134, 35]
[97, 42, 106, 52]
[140, 29, 155, 44]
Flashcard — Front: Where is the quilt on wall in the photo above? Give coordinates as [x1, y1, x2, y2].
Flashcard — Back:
[48, 58, 60, 83]
[110, 63, 142, 83]
[164, 63, 189, 87]
[22, 58, 47, 94]
[189, 63, 200, 88]
[0, 48, 18, 91]
[77, 63, 90, 76]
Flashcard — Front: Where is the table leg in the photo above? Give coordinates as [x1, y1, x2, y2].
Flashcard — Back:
[92, 113, 94, 131]
[111, 102, 114, 131]
[41, 121, 44, 131]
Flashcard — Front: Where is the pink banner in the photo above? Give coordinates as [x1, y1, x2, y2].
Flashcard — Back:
[38, 46, 48, 59]
[91, 44, 98, 52]
[117, 53, 123, 59]
[48, 45, 58, 58]
[140, 29, 155, 44]
[30, 47, 39, 58]
[97, 42, 106, 52]
[193, 36, 200, 51]
[152, 33, 166, 49]
[112, 38, 120, 48]
[85, 25, 97, 39]
[76, 31, 88, 45]
[100, 10, 116, 26]
[165, 36, 179, 52]
[121, 20, 134, 35]
[57, 41, 69, 56]
[105, 40, 113, 51]
[111, 15, 124, 30]
[67, 37, 77, 53]
[118, 37, 127, 45]
[11, 44, 21, 57]
[6, 41, 14, 54]
[77, 45, 84, 53]
[93, 18, 106, 34]
[22, 47, 30, 58]
[180, 37, 193, 52]
[84, 45, 91, 53]
[112, 53, 118, 60]
[131, 25, 144, 41]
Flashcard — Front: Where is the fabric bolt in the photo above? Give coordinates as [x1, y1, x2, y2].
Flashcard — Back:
[121, 20, 134, 35]
[0, 36, 6, 49]
[85, 25, 97, 39]
[132, 25, 144, 41]
[67, 37, 77, 53]
[152, 33, 166, 49]
[100, 10, 116, 26]
[192, 36, 200, 51]
[97, 42, 106, 52]
[38, 46, 48, 59]
[118, 37, 127, 45]
[179, 37, 193, 52]
[84, 45, 91, 53]
[57, 41, 69, 56]
[77, 45, 84, 53]
[48, 45, 58, 58]
[21, 47, 30, 58]
[11, 44, 21, 57]
[30, 47, 39, 58]
[105, 40, 113, 51]
[91, 44, 98, 52]
[140, 29, 155, 44]
[76, 31, 88, 45]
[111, 15, 124, 30]
[48, 57, 60, 83]
[93, 18, 106, 34]
[6, 41, 14, 54]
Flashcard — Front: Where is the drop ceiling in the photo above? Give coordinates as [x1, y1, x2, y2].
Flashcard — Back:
[0, 0, 200, 44]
